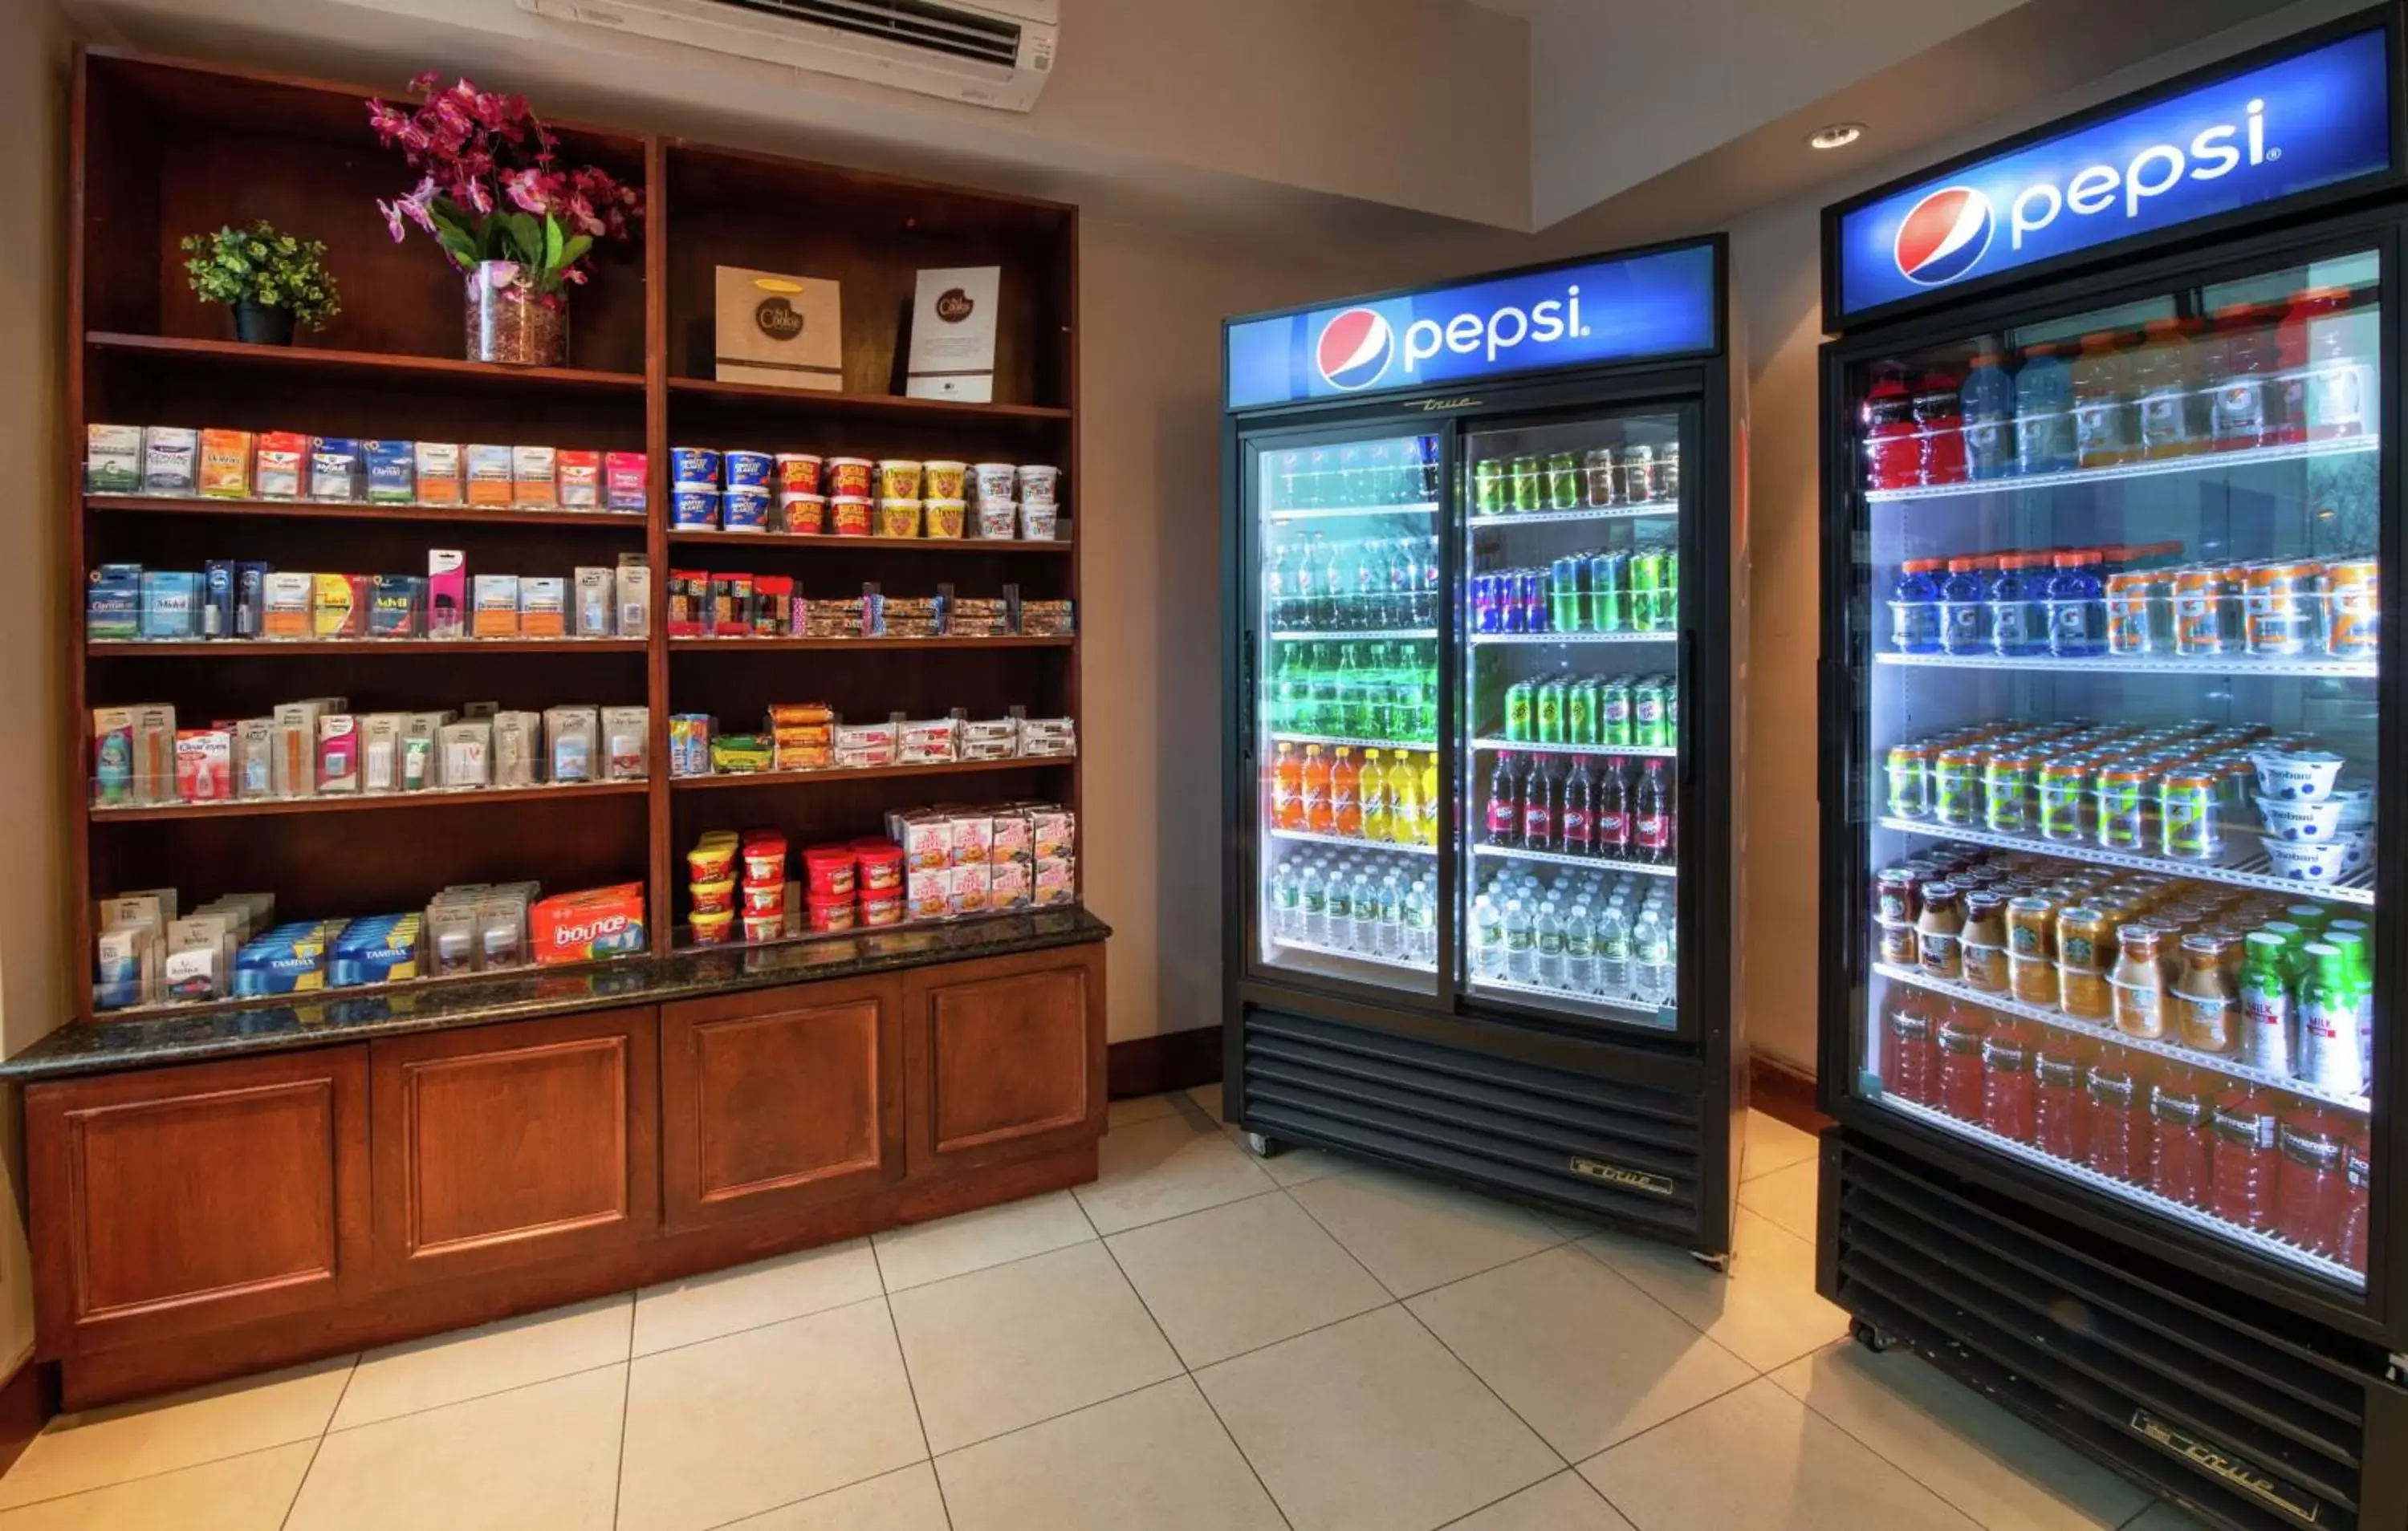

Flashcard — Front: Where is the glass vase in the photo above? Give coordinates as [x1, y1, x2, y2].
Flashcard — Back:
[465, 261, 567, 367]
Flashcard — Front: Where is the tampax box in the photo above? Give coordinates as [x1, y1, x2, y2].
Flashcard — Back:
[905, 266, 1002, 403]
[714, 266, 843, 392]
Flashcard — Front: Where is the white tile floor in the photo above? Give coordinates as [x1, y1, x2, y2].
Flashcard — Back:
[0, 1091, 2212, 1531]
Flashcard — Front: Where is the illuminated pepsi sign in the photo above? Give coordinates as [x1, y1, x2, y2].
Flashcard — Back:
[1225, 242, 1719, 410]
[1832, 26, 2394, 322]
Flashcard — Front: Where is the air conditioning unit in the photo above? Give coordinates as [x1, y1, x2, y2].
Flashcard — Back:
[517, 0, 1057, 112]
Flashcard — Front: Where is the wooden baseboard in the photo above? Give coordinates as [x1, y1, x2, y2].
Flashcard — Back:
[1108, 1026, 1221, 1099]
[1749, 1052, 1830, 1135]
[0, 1354, 54, 1472]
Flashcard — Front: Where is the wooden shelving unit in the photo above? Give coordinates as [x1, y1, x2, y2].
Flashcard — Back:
[69, 48, 1082, 1018]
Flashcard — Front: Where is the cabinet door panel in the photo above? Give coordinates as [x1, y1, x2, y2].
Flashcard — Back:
[661, 976, 904, 1228]
[906, 944, 1106, 1175]
[28, 1047, 369, 1357]
[372, 1007, 657, 1283]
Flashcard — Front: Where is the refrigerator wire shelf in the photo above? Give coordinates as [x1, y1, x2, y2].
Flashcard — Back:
[1861, 433, 2382, 505]
[1469, 498, 1681, 526]
[1869, 960, 2370, 1113]
[1267, 933, 1436, 974]
[1470, 631, 1678, 646]
[1876, 815, 2376, 905]
[1268, 502, 1440, 523]
[1268, 732, 1437, 752]
[1873, 650, 2377, 680]
[1469, 737, 1677, 758]
[1269, 629, 1440, 642]
[1875, 1093, 2365, 1290]
[1469, 973, 1672, 1025]
[1474, 841, 1677, 876]
[1268, 827, 1437, 856]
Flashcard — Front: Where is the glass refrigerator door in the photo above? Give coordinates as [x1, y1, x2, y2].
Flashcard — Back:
[1460, 412, 1686, 1028]
[1849, 251, 2382, 1290]
[1252, 428, 1444, 995]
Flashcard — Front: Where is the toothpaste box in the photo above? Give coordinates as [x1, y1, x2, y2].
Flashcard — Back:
[85, 424, 143, 493]
[142, 426, 198, 494]
[365, 440, 416, 503]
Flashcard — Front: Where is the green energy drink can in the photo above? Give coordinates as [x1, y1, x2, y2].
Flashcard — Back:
[1503, 680, 1534, 741]
[1544, 452, 1580, 510]
[1629, 550, 1663, 631]
[1661, 550, 1679, 623]
[1567, 680, 1597, 744]
[1588, 553, 1625, 631]
[1634, 679, 1666, 749]
[1601, 677, 1633, 746]
[1509, 456, 1541, 513]
[1536, 680, 1567, 743]
[1471, 458, 1506, 516]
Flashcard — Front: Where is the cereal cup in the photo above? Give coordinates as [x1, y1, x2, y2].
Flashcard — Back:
[876, 459, 924, 499]
[878, 498, 922, 538]
[830, 495, 873, 535]
[923, 460, 967, 500]
[671, 488, 718, 530]
[972, 463, 1018, 507]
[722, 485, 771, 531]
[724, 450, 773, 490]
[689, 908, 734, 946]
[779, 493, 827, 534]
[977, 502, 1018, 539]
[1017, 463, 1059, 506]
[670, 446, 720, 489]
[775, 453, 823, 494]
[825, 457, 874, 497]
[925, 498, 966, 538]
[1021, 502, 1058, 542]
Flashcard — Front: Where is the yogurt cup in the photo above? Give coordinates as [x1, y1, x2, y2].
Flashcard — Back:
[925, 498, 966, 538]
[923, 461, 968, 500]
[977, 502, 1018, 539]
[971, 463, 1018, 506]
[1020, 502, 1058, 542]
[722, 485, 771, 530]
[1017, 463, 1059, 506]
[825, 457, 874, 497]
[671, 488, 718, 530]
[724, 450, 773, 490]
[775, 453, 822, 495]
[876, 459, 924, 499]
[879, 497, 922, 538]
[779, 492, 827, 534]
[830, 495, 873, 535]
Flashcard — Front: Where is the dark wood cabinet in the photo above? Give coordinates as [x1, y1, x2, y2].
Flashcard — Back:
[370, 1007, 659, 1285]
[26, 1047, 370, 1356]
[660, 975, 905, 1228]
[905, 944, 1107, 1176]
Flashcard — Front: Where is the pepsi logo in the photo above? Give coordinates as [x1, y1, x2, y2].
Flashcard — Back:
[1316, 307, 1395, 390]
[1893, 186, 1995, 286]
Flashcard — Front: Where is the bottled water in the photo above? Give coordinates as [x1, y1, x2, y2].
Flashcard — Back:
[1633, 912, 1671, 1001]
[1297, 864, 1327, 944]
[1324, 866, 1352, 946]
[1404, 879, 1435, 967]
[1564, 904, 1597, 993]
[1374, 871, 1404, 959]
[1472, 895, 1503, 978]
[1504, 899, 1534, 981]
[1599, 904, 1632, 994]
[1536, 900, 1564, 989]
[1270, 862, 1300, 940]
[1350, 871, 1379, 953]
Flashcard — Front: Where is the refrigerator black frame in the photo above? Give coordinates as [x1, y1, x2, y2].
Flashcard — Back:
[1820, 2, 2408, 335]
[1815, 203, 2407, 1345]
[1221, 239, 1739, 1253]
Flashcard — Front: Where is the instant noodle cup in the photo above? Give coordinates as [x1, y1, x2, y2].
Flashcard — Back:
[775, 453, 823, 494]
[825, 457, 874, 497]
[977, 502, 1018, 539]
[925, 499, 966, 538]
[876, 459, 923, 499]
[1020, 502, 1058, 542]
[780, 493, 827, 534]
[972, 463, 1018, 506]
[879, 498, 922, 538]
[804, 845, 857, 899]
[831, 496, 873, 535]
[807, 895, 858, 932]
[858, 890, 904, 927]
[689, 878, 737, 916]
[689, 908, 734, 945]
[1017, 463, 1059, 506]
[923, 460, 968, 500]
[742, 912, 786, 944]
[687, 835, 738, 882]
[854, 841, 905, 891]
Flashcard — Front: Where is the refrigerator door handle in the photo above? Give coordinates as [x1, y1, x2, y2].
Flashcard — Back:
[1678, 628, 1697, 787]
[1240, 629, 1257, 761]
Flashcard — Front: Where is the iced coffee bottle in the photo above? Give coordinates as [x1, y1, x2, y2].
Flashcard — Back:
[2058, 904, 2115, 1021]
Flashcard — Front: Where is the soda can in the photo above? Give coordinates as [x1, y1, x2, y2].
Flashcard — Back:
[1581, 447, 1617, 506]
[1588, 552, 1625, 631]
[1550, 555, 1584, 632]
[1415, 435, 1442, 500]
[1471, 571, 1501, 633]
[1634, 679, 1667, 749]
[1664, 678, 1678, 736]
[1629, 550, 1663, 631]
[1517, 568, 1549, 633]
[1601, 678, 1633, 746]
[1304, 448, 1336, 510]
[1568, 680, 1597, 744]
[1471, 459, 1506, 516]
[1662, 550, 1680, 623]
[1623, 443, 1658, 503]
[1544, 453, 1580, 510]
[1503, 680, 1534, 741]
[1509, 455, 1541, 513]
[2325, 558, 2378, 658]
[1502, 571, 1528, 635]
[1536, 680, 1567, 743]
[1659, 444, 1681, 500]
[1276, 450, 1307, 510]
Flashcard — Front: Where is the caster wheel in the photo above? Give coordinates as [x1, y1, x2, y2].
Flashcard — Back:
[1243, 1131, 1280, 1159]
[1850, 1318, 1896, 1354]
[1690, 1249, 1733, 1274]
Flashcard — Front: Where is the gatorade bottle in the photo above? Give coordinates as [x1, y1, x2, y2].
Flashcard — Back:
[2045, 550, 2107, 658]
[2014, 343, 2077, 474]
[1360, 749, 1391, 843]
[1913, 368, 1967, 485]
[1271, 741, 1303, 830]
[2281, 286, 2376, 441]
[1989, 554, 2046, 656]
[2131, 317, 2203, 460]
[1301, 745, 1332, 834]
[2204, 303, 2278, 451]
[1332, 749, 1362, 839]
[1891, 558, 1945, 654]
[1940, 556, 1994, 656]
[1960, 351, 2017, 480]
[1861, 363, 1918, 490]
[2071, 331, 2138, 469]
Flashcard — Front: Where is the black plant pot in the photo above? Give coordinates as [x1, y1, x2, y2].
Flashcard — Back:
[233, 302, 295, 346]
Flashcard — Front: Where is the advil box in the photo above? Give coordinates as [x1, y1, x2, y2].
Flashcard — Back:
[530, 883, 647, 964]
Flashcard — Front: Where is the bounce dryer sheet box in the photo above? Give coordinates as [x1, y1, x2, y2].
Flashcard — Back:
[531, 882, 646, 965]
[714, 266, 843, 392]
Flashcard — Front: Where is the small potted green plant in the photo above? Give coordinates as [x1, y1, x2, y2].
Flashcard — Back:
[180, 221, 341, 346]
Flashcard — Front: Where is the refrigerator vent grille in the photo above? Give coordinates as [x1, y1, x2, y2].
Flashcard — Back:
[1239, 1008, 1702, 1237]
[1831, 1135, 2382, 1531]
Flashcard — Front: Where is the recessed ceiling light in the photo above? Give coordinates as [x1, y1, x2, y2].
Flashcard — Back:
[1808, 123, 1865, 150]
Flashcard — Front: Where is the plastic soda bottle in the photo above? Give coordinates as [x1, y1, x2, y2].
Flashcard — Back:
[1359, 749, 1391, 843]
[2014, 343, 2077, 474]
[1416, 752, 1438, 845]
[1960, 351, 2018, 480]
[1383, 751, 1416, 847]
[1861, 363, 1918, 489]
[1520, 756, 1556, 848]
[1485, 753, 1520, 846]
[1301, 745, 1332, 833]
[2072, 331, 2138, 469]
[1913, 368, 1967, 485]
[1270, 741, 1303, 829]
[2131, 317, 2204, 460]
[1332, 749, 1362, 839]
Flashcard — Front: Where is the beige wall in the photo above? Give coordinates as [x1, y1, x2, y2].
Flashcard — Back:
[0, 0, 73, 1375]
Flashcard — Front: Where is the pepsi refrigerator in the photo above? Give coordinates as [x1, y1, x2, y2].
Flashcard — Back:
[1816, 10, 2408, 1527]
[1220, 238, 1743, 1258]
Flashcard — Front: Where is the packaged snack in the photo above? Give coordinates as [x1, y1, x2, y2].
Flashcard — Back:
[741, 881, 785, 917]
[668, 569, 708, 636]
[742, 912, 785, 944]
[140, 571, 203, 639]
[519, 576, 567, 637]
[949, 597, 1011, 638]
[990, 811, 1032, 864]
[906, 866, 950, 921]
[671, 447, 720, 489]
[897, 717, 962, 766]
[671, 714, 714, 778]
[262, 572, 313, 639]
[898, 813, 949, 871]
[1029, 806, 1076, 859]
[427, 549, 467, 639]
[416, 442, 464, 504]
[725, 450, 773, 489]
[1021, 503, 1058, 542]
[767, 702, 836, 727]
[603, 707, 649, 780]
[255, 432, 308, 498]
[530, 883, 647, 964]
[859, 889, 905, 927]
[723, 485, 771, 531]
[710, 733, 771, 773]
[950, 862, 992, 917]
[311, 572, 364, 639]
[174, 729, 233, 802]
[466, 444, 514, 506]
[575, 567, 614, 637]
[878, 498, 922, 538]
[557, 449, 601, 509]
[807, 896, 856, 933]
[86, 424, 144, 493]
[364, 440, 415, 503]
[315, 714, 360, 794]
[197, 428, 255, 497]
[834, 722, 898, 768]
[711, 572, 755, 634]
[989, 861, 1032, 910]
[142, 427, 198, 494]
[604, 451, 647, 512]
[961, 717, 1018, 761]
[688, 830, 738, 882]
[1018, 717, 1077, 757]
[826, 457, 874, 497]
[310, 437, 364, 501]
[740, 832, 788, 887]
[854, 841, 905, 893]
[1033, 857, 1077, 906]
[803, 598, 863, 638]
[803, 847, 856, 899]
[689, 908, 734, 945]
[1019, 599, 1076, 636]
[831, 496, 873, 536]
[1017, 464, 1060, 506]
[753, 575, 792, 636]
[948, 814, 995, 867]
[512, 445, 558, 506]
[978, 502, 1018, 539]
[780, 493, 827, 534]
[472, 575, 520, 637]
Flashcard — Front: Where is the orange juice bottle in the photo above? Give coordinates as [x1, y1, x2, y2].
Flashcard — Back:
[1301, 745, 1332, 834]
[1332, 748, 1362, 839]
[1270, 741, 1303, 830]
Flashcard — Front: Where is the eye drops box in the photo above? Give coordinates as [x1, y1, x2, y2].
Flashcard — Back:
[574, 567, 615, 637]
[615, 559, 651, 640]
[491, 711, 542, 787]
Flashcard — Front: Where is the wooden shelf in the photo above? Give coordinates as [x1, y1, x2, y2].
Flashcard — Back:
[90, 779, 649, 822]
[672, 757, 1076, 790]
[667, 376, 1070, 422]
[669, 636, 1073, 652]
[85, 331, 646, 392]
[667, 529, 1068, 554]
[87, 494, 648, 530]
[89, 639, 649, 656]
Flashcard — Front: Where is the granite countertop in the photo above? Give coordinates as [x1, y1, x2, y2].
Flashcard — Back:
[3, 907, 1112, 1081]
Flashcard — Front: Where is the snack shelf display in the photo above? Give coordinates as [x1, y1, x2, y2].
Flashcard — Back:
[1861, 430, 2380, 504]
[666, 529, 1069, 552]
[669, 635, 1074, 652]
[89, 638, 649, 656]
[90, 778, 649, 822]
[85, 329, 649, 392]
[673, 756, 1075, 790]
[88, 495, 649, 529]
